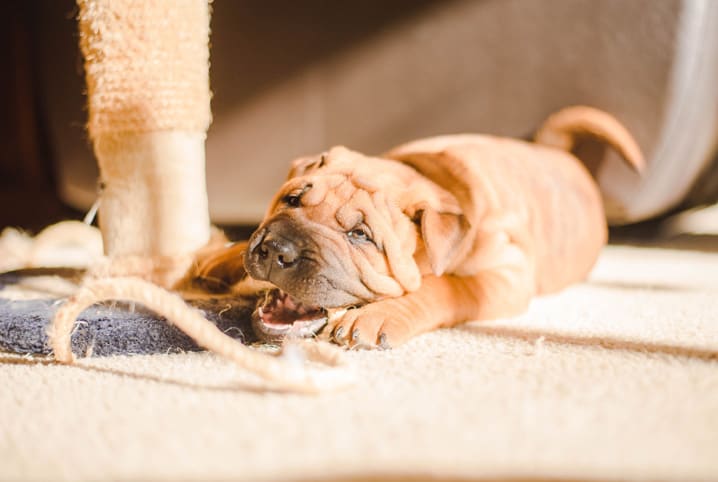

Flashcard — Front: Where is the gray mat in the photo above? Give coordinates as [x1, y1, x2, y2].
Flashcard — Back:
[0, 271, 258, 357]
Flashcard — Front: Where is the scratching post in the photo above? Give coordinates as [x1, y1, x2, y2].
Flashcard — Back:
[41, 0, 352, 392]
[78, 0, 211, 285]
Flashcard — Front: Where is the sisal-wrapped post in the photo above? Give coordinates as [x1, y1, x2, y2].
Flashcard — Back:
[77, 0, 212, 284]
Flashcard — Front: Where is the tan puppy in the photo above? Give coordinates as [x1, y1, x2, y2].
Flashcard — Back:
[200, 106, 643, 348]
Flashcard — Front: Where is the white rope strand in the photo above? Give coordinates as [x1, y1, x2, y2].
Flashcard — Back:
[48, 277, 354, 393]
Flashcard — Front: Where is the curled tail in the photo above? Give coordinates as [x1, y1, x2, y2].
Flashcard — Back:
[534, 105, 645, 174]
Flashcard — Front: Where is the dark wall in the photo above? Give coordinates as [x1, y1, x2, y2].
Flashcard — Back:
[0, 1, 80, 232]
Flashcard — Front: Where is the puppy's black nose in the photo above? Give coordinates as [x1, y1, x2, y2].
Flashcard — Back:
[260, 235, 299, 268]
[245, 224, 301, 281]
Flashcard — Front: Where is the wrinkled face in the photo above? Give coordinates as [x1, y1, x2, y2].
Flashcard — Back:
[244, 147, 423, 309]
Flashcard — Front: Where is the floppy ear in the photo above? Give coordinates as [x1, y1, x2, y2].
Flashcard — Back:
[416, 205, 469, 276]
[389, 149, 481, 276]
[287, 153, 328, 179]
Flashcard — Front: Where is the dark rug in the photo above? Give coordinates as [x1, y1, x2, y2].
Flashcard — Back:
[0, 270, 258, 357]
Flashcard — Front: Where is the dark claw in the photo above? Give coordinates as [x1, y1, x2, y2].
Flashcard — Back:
[333, 326, 345, 341]
[378, 333, 391, 350]
[351, 328, 361, 341]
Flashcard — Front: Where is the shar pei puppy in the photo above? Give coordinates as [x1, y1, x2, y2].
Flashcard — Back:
[193, 106, 643, 348]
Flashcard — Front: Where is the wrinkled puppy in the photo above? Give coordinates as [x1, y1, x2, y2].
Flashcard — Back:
[203, 106, 644, 348]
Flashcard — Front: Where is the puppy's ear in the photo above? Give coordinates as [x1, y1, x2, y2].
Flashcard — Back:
[415, 205, 469, 276]
[389, 149, 479, 276]
[287, 153, 329, 179]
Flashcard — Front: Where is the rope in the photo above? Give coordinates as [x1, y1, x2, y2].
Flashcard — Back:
[48, 277, 354, 394]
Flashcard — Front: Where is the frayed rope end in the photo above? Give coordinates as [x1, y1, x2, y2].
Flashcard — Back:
[47, 277, 355, 393]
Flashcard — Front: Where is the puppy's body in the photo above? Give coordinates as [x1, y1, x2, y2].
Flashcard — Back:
[199, 106, 643, 348]
[394, 131, 622, 293]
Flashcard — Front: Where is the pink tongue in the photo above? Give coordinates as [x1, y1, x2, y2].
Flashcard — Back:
[283, 295, 300, 311]
[262, 291, 323, 326]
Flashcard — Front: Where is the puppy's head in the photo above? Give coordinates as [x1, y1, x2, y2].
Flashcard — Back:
[244, 146, 468, 309]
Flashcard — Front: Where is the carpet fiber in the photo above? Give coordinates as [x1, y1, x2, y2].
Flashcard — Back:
[1, 242, 717, 482]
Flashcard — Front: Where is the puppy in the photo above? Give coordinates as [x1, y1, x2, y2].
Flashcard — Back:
[199, 106, 643, 348]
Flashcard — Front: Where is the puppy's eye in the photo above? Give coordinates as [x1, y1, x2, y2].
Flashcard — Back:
[347, 226, 372, 243]
[282, 193, 301, 207]
[281, 184, 312, 208]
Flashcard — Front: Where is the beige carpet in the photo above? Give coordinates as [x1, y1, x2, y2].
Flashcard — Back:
[1, 242, 717, 482]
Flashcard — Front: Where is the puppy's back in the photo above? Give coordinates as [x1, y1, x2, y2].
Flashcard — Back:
[387, 133, 607, 293]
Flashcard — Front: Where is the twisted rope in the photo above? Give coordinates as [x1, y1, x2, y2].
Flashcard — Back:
[48, 277, 354, 394]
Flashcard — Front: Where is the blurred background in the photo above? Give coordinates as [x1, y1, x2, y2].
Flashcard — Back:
[2, 0, 717, 234]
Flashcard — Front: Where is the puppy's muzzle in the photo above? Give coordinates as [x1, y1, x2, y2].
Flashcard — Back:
[245, 217, 306, 283]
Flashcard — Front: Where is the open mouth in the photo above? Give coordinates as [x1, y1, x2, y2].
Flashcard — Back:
[252, 289, 328, 343]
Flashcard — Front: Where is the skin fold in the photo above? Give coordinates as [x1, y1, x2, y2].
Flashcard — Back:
[192, 106, 644, 349]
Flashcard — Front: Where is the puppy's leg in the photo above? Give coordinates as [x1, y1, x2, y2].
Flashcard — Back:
[329, 264, 534, 349]
[183, 241, 249, 293]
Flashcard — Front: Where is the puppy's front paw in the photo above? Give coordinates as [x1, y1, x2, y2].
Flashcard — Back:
[327, 301, 414, 349]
